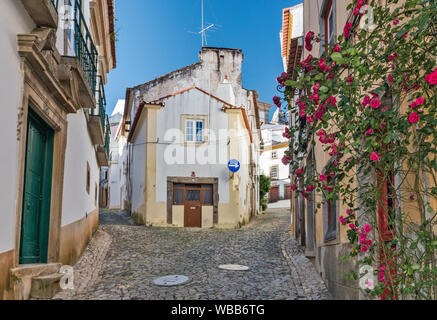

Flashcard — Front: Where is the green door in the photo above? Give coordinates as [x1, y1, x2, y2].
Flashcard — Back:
[19, 108, 54, 264]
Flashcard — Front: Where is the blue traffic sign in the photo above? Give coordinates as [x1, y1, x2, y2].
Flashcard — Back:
[227, 159, 240, 173]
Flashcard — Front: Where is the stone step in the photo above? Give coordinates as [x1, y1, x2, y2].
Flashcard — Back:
[10, 263, 61, 278]
[30, 273, 63, 299]
[10, 263, 62, 300]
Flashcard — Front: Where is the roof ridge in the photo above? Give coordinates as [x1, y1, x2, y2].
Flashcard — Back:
[133, 62, 202, 90]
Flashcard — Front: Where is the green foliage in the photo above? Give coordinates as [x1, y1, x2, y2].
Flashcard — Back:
[259, 174, 271, 211]
[280, 0, 437, 299]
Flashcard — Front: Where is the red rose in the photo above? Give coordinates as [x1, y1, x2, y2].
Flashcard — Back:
[408, 112, 419, 124]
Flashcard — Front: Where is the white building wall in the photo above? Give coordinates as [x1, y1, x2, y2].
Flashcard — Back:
[61, 109, 100, 227]
[155, 90, 231, 204]
[0, 0, 35, 253]
[130, 117, 147, 213]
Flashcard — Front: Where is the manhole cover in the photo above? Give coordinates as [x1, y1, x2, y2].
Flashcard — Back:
[218, 264, 250, 271]
[153, 275, 190, 286]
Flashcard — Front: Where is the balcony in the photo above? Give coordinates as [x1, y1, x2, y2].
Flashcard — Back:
[96, 117, 110, 167]
[59, 0, 98, 109]
[88, 76, 106, 145]
[21, 0, 58, 28]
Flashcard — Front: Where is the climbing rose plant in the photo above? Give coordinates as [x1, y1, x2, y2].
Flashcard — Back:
[275, 0, 437, 299]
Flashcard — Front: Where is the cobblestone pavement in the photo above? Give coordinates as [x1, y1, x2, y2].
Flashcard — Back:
[55, 208, 331, 300]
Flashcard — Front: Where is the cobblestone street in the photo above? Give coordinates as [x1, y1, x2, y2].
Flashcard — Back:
[54, 209, 331, 300]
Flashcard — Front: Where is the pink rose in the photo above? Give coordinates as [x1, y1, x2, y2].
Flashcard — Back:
[333, 44, 341, 52]
[370, 97, 381, 108]
[339, 216, 346, 224]
[319, 174, 327, 182]
[425, 69, 437, 85]
[387, 74, 394, 83]
[327, 96, 336, 106]
[361, 95, 370, 107]
[305, 31, 315, 51]
[415, 97, 424, 105]
[410, 101, 417, 109]
[361, 245, 368, 253]
[349, 223, 356, 230]
[291, 184, 298, 191]
[393, 18, 399, 25]
[343, 22, 352, 39]
[364, 224, 371, 233]
[370, 152, 381, 161]
[346, 209, 351, 215]
[408, 112, 419, 124]
[365, 128, 373, 135]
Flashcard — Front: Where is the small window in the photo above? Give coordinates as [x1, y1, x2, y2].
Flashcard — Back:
[86, 162, 90, 194]
[173, 184, 184, 205]
[95, 183, 98, 205]
[270, 166, 279, 180]
[202, 184, 213, 205]
[271, 151, 278, 159]
[185, 119, 204, 143]
[324, 175, 337, 241]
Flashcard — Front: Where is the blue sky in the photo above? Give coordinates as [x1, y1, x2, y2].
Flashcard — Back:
[105, 0, 301, 119]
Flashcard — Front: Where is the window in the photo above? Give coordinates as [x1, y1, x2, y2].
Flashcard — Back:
[185, 119, 204, 143]
[86, 161, 90, 194]
[173, 184, 184, 205]
[270, 166, 279, 180]
[95, 183, 98, 205]
[271, 151, 278, 159]
[172, 183, 213, 205]
[378, 170, 396, 242]
[320, 0, 336, 54]
[202, 184, 213, 205]
[324, 175, 337, 241]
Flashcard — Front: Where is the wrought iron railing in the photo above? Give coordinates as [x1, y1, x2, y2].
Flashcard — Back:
[96, 76, 106, 130]
[104, 117, 111, 157]
[72, 0, 98, 92]
[51, 0, 59, 11]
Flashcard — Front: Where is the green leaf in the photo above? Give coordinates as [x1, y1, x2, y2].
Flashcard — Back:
[319, 86, 329, 93]
[331, 52, 344, 64]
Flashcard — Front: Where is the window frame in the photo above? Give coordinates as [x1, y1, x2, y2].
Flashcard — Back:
[270, 165, 279, 180]
[182, 115, 208, 145]
[324, 173, 338, 242]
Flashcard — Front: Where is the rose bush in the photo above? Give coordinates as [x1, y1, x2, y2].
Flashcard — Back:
[276, 0, 437, 299]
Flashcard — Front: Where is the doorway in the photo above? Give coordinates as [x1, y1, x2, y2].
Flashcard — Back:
[183, 184, 202, 227]
[19, 109, 54, 264]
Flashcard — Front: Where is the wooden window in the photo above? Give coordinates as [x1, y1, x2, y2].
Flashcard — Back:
[173, 184, 184, 205]
[172, 183, 213, 205]
[202, 184, 213, 205]
[271, 151, 278, 159]
[270, 166, 279, 180]
[378, 170, 396, 241]
[320, 0, 336, 55]
[86, 161, 90, 194]
[95, 183, 98, 205]
[324, 175, 337, 241]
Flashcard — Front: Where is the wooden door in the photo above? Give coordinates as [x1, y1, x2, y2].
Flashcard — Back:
[269, 186, 279, 203]
[20, 109, 54, 264]
[284, 185, 292, 200]
[184, 185, 202, 227]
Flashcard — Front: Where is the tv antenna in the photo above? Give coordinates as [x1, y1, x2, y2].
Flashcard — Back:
[188, 0, 221, 47]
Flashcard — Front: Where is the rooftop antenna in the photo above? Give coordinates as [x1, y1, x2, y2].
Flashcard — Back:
[188, 0, 221, 47]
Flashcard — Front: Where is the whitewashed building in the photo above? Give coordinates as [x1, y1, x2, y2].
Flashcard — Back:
[106, 99, 128, 210]
[0, 0, 115, 299]
[121, 47, 263, 229]
[260, 122, 291, 203]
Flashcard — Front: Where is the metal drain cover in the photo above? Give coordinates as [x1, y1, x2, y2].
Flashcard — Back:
[153, 275, 190, 286]
[218, 264, 250, 271]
